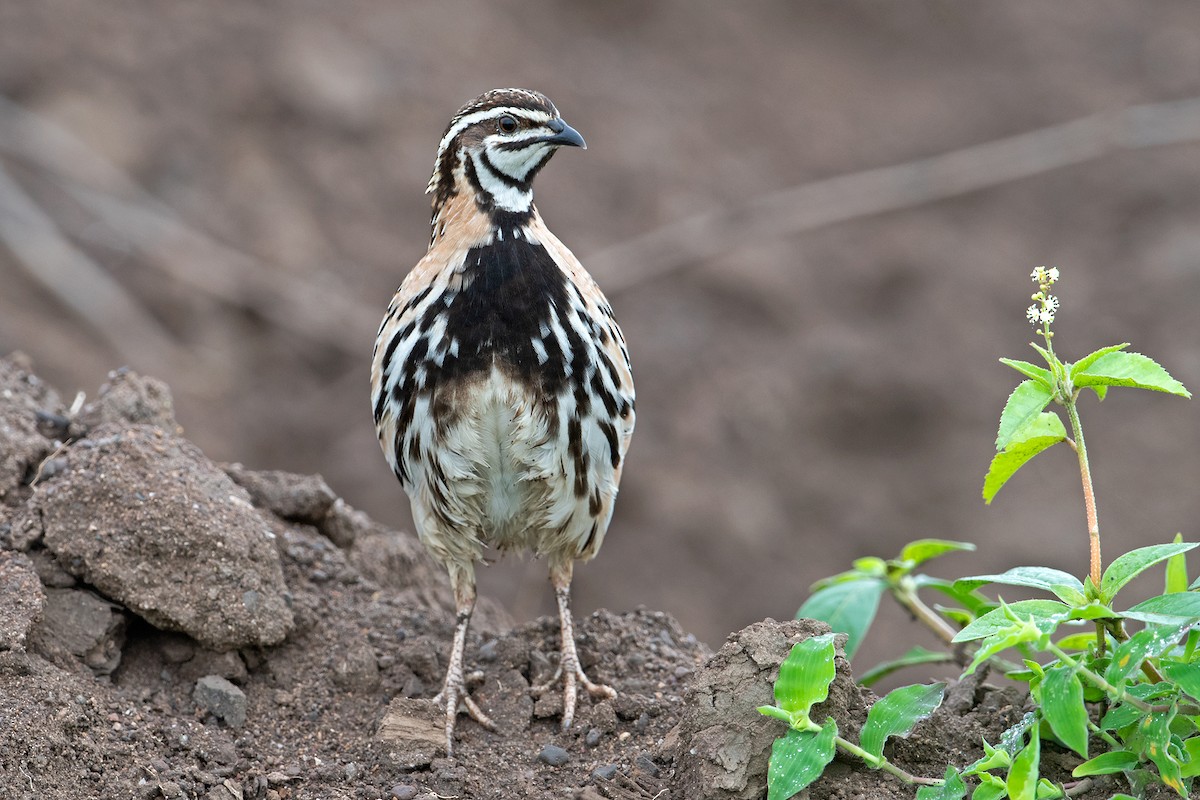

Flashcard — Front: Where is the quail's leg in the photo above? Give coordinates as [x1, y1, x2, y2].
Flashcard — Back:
[431, 570, 495, 755]
[532, 560, 616, 729]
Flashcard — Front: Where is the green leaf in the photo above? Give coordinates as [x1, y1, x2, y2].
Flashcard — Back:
[1104, 623, 1189, 687]
[899, 539, 976, 567]
[757, 705, 793, 723]
[860, 682, 946, 761]
[774, 634, 837, 717]
[1028, 340, 1055, 369]
[808, 568, 870, 591]
[971, 773, 1007, 800]
[1165, 534, 1189, 595]
[996, 713, 1039, 758]
[953, 599, 1070, 643]
[955, 567, 1086, 606]
[1073, 350, 1192, 398]
[995, 380, 1055, 451]
[916, 766, 966, 800]
[851, 556, 887, 577]
[766, 720, 837, 800]
[1101, 701, 1148, 732]
[919, 577, 994, 616]
[1006, 730, 1040, 800]
[1066, 601, 1117, 620]
[1181, 737, 1200, 778]
[859, 646, 953, 687]
[1071, 749, 1139, 776]
[964, 740, 1012, 775]
[1054, 631, 1100, 651]
[1000, 358, 1054, 387]
[1033, 779, 1060, 799]
[1069, 342, 1130, 377]
[963, 622, 1042, 677]
[1102, 543, 1200, 601]
[1124, 593, 1200, 627]
[983, 413, 1066, 504]
[797, 580, 884, 660]
[1161, 660, 1200, 702]
[1141, 707, 1187, 796]
[1040, 666, 1088, 757]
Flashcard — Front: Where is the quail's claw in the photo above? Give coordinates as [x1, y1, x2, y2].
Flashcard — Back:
[433, 599, 495, 756]
[537, 569, 618, 730]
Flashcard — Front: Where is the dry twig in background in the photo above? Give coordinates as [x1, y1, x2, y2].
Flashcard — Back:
[591, 97, 1200, 295]
[0, 95, 374, 358]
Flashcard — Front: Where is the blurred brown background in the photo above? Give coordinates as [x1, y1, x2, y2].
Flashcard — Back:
[3, 2, 1200, 672]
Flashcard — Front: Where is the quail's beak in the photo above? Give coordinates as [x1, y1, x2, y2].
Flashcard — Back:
[543, 119, 587, 150]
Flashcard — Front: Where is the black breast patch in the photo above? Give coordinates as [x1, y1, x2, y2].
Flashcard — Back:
[435, 235, 581, 396]
[381, 234, 593, 487]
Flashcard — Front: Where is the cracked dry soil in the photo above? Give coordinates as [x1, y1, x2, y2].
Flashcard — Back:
[0, 354, 1148, 800]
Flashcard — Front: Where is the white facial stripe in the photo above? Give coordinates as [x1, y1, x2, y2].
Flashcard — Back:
[436, 106, 555, 159]
[486, 142, 550, 182]
[471, 152, 533, 211]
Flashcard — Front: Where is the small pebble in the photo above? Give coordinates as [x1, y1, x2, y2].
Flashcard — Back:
[536, 744, 570, 767]
[389, 785, 417, 800]
[634, 711, 650, 732]
[193, 675, 247, 728]
[635, 753, 661, 778]
[584, 727, 602, 747]
[477, 639, 498, 661]
[592, 764, 618, 781]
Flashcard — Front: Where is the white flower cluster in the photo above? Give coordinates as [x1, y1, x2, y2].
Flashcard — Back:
[1031, 266, 1060, 285]
[1027, 266, 1061, 327]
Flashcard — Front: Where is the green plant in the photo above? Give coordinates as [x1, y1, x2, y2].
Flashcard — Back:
[766, 267, 1198, 799]
[756, 634, 947, 799]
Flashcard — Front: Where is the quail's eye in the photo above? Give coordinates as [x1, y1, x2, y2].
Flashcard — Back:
[498, 115, 518, 134]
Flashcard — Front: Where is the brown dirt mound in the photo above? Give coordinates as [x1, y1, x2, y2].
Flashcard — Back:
[0, 355, 1147, 799]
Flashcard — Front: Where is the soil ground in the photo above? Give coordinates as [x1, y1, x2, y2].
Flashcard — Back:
[0, 357, 1166, 800]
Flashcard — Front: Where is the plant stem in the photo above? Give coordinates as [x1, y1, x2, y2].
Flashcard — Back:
[1047, 643, 1169, 714]
[787, 714, 944, 787]
[892, 585, 960, 648]
[1065, 399, 1102, 591]
[1088, 720, 1121, 750]
[1107, 619, 1166, 683]
[833, 735, 944, 786]
[1063, 778, 1096, 798]
[891, 583, 1023, 673]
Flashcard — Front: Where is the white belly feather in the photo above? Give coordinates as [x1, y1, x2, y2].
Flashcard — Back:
[405, 368, 617, 569]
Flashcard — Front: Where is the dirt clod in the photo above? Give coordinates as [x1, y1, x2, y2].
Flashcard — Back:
[194, 674, 248, 728]
[672, 618, 855, 800]
[23, 424, 294, 650]
[222, 464, 337, 525]
[33, 586, 126, 674]
[377, 697, 445, 768]
[0, 550, 44, 651]
[75, 368, 178, 435]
